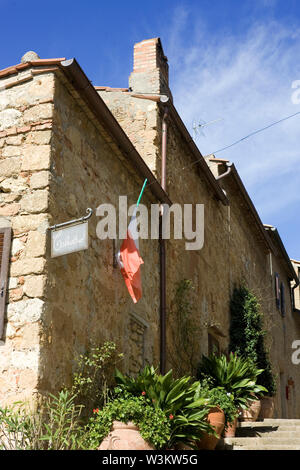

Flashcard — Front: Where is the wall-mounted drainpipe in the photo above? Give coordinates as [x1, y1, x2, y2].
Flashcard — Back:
[159, 107, 168, 374]
[292, 278, 300, 311]
[216, 162, 233, 181]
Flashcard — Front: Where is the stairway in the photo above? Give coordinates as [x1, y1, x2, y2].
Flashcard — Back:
[218, 419, 300, 450]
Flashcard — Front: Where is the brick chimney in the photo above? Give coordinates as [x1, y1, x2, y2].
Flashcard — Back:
[129, 38, 172, 99]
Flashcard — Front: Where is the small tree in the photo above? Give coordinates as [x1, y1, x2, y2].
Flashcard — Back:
[229, 286, 276, 396]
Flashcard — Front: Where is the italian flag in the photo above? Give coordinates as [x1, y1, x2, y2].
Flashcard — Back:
[117, 180, 147, 303]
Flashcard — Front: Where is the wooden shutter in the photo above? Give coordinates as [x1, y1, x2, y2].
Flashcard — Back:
[280, 282, 286, 317]
[275, 273, 280, 309]
[0, 227, 12, 339]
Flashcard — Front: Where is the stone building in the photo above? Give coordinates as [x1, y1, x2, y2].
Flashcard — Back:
[0, 38, 299, 417]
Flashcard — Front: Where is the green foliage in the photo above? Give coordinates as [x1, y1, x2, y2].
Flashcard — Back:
[83, 392, 171, 450]
[39, 391, 84, 450]
[198, 383, 238, 429]
[168, 279, 200, 377]
[197, 352, 267, 410]
[114, 365, 214, 449]
[72, 341, 123, 411]
[115, 365, 194, 415]
[0, 404, 43, 450]
[229, 286, 276, 396]
[0, 391, 84, 450]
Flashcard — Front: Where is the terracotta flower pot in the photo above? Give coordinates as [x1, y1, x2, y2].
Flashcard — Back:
[197, 407, 225, 450]
[174, 442, 194, 450]
[98, 420, 154, 450]
[259, 396, 275, 419]
[240, 399, 261, 422]
[224, 417, 237, 437]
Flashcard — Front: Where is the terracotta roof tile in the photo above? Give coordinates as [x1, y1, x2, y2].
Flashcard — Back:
[0, 58, 66, 78]
[95, 86, 129, 92]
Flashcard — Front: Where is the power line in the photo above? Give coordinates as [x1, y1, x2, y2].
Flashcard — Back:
[128, 109, 300, 196]
[187, 109, 300, 168]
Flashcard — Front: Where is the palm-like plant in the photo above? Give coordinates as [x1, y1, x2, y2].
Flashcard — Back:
[197, 353, 267, 410]
[115, 366, 196, 415]
[114, 366, 214, 449]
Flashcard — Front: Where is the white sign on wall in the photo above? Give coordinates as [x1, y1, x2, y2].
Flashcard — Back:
[51, 222, 89, 258]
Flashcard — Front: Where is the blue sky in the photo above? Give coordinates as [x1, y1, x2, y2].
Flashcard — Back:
[1, 0, 300, 259]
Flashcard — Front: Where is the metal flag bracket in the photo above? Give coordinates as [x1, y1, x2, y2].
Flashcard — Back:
[48, 208, 93, 231]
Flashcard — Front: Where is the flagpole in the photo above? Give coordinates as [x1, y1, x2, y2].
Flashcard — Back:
[136, 178, 147, 207]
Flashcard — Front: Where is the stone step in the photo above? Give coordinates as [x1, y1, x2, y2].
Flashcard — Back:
[231, 445, 300, 450]
[219, 420, 300, 450]
[223, 437, 300, 447]
[236, 429, 300, 438]
[239, 419, 300, 427]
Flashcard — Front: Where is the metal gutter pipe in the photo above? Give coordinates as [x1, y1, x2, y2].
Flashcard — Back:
[159, 107, 168, 374]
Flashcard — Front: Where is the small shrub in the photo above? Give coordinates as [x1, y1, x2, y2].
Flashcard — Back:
[0, 390, 84, 450]
[72, 341, 123, 412]
[83, 391, 171, 450]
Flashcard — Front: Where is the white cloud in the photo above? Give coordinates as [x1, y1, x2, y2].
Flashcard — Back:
[165, 14, 300, 256]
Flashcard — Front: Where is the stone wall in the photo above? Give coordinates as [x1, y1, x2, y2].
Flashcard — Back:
[37, 71, 161, 395]
[98, 88, 272, 369]
[267, 254, 300, 418]
[0, 67, 162, 405]
[98, 40, 300, 416]
[0, 70, 54, 405]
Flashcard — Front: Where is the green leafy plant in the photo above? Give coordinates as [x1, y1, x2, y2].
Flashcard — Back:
[197, 352, 267, 410]
[229, 286, 276, 396]
[0, 403, 44, 450]
[115, 365, 195, 415]
[114, 365, 214, 449]
[72, 341, 123, 411]
[83, 392, 171, 450]
[0, 390, 84, 450]
[199, 383, 238, 430]
[40, 390, 84, 450]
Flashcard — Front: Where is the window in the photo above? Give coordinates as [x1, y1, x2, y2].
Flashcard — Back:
[128, 313, 148, 376]
[0, 227, 12, 339]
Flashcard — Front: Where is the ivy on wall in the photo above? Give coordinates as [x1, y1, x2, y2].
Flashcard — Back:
[229, 285, 277, 396]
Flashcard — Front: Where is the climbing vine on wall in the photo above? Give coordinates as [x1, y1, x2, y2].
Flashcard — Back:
[168, 279, 200, 378]
[229, 285, 276, 396]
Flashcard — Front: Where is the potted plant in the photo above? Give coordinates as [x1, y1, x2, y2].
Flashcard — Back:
[197, 353, 267, 436]
[114, 366, 215, 449]
[195, 382, 238, 449]
[84, 391, 171, 450]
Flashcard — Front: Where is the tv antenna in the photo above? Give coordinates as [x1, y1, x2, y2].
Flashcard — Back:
[192, 117, 224, 141]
